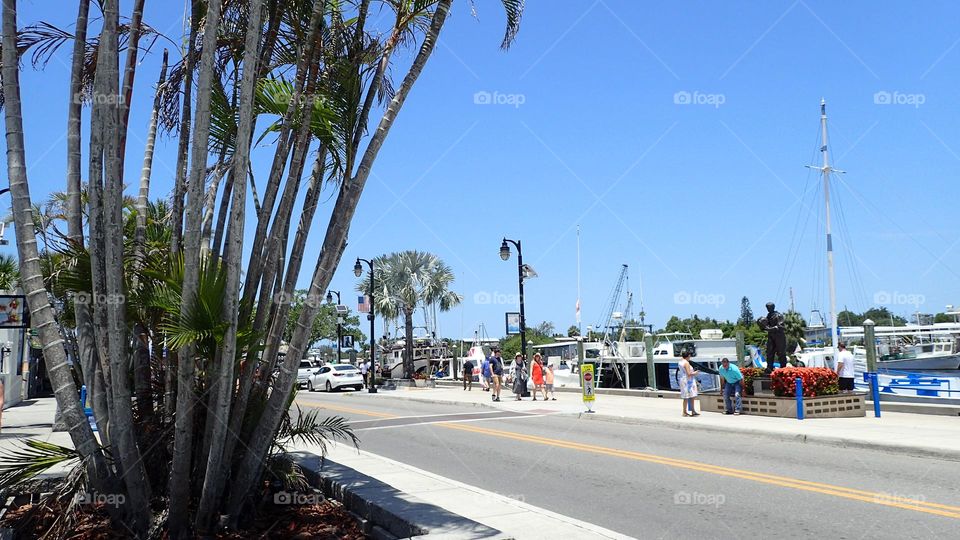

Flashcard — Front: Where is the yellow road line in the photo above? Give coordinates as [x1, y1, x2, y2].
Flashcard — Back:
[442, 422, 960, 520]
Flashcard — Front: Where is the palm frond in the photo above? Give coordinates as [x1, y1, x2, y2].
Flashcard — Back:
[0, 439, 80, 490]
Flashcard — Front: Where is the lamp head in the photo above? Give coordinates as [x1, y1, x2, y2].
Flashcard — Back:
[353, 259, 363, 277]
[326, 291, 333, 304]
[499, 240, 510, 261]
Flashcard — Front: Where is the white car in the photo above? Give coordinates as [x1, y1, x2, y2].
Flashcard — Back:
[307, 364, 364, 392]
[296, 360, 319, 388]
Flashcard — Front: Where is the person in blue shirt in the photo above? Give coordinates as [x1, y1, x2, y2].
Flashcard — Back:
[481, 355, 492, 392]
[718, 357, 744, 415]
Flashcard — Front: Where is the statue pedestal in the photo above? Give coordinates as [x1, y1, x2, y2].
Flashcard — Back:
[753, 377, 774, 396]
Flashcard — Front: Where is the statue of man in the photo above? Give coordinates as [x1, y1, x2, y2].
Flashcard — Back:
[757, 302, 787, 375]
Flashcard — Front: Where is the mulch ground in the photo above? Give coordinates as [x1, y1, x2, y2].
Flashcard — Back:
[1, 498, 365, 539]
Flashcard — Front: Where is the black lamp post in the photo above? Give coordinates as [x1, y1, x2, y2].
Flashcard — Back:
[499, 238, 527, 361]
[326, 290, 342, 363]
[354, 258, 377, 393]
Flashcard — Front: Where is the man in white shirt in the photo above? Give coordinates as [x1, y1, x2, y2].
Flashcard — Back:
[360, 359, 370, 388]
[835, 342, 856, 392]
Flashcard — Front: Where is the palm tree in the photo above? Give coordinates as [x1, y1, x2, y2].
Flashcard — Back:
[362, 251, 462, 378]
[0, 254, 18, 290]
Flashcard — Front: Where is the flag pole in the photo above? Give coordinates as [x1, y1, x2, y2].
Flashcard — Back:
[577, 225, 582, 335]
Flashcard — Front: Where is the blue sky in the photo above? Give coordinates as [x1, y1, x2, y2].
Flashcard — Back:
[5, 0, 960, 341]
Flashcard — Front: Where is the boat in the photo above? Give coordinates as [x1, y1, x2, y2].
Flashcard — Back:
[840, 324, 960, 371]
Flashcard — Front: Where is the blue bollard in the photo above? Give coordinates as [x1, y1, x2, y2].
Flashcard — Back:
[869, 372, 881, 418]
[795, 377, 804, 420]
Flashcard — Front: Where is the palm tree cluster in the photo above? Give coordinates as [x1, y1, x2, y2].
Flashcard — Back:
[1, 0, 523, 536]
[360, 250, 462, 378]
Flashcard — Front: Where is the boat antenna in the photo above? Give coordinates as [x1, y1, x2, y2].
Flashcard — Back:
[805, 99, 845, 358]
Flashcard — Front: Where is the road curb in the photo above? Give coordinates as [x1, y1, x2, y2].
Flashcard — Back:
[292, 451, 510, 539]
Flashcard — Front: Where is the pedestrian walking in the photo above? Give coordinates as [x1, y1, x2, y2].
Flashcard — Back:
[490, 348, 503, 401]
[512, 353, 527, 401]
[544, 361, 556, 400]
[718, 357, 743, 415]
[360, 359, 369, 386]
[481, 354, 492, 391]
[678, 351, 700, 417]
[836, 342, 855, 393]
[462, 358, 474, 390]
[531, 353, 546, 401]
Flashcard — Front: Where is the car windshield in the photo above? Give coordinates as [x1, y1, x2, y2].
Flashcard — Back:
[298, 362, 312, 369]
[334, 365, 357, 371]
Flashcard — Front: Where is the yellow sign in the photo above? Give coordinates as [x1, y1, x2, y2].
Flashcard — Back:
[581, 363, 595, 402]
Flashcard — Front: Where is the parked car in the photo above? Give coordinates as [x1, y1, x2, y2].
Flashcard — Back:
[297, 360, 319, 389]
[307, 364, 364, 392]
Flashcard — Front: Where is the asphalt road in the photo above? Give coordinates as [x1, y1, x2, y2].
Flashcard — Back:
[294, 390, 960, 539]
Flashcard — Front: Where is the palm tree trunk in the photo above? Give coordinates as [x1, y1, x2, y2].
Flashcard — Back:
[194, 0, 264, 530]
[132, 50, 168, 422]
[65, 0, 109, 443]
[2, 0, 115, 507]
[98, 0, 152, 532]
[170, 3, 200, 256]
[226, 0, 454, 518]
[168, 0, 223, 534]
[117, 0, 145, 173]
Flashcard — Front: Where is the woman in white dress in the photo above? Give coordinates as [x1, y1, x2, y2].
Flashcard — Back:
[678, 351, 700, 417]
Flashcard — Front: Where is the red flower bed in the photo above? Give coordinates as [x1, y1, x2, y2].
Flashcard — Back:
[771, 367, 839, 397]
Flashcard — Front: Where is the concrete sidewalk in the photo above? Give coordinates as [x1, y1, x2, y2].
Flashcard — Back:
[0, 397, 75, 478]
[359, 386, 960, 461]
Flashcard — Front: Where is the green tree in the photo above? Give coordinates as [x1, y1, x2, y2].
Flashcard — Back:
[567, 324, 580, 337]
[282, 290, 364, 354]
[499, 327, 553, 359]
[536, 320, 555, 336]
[783, 310, 807, 352]
[935, 312, 956, 323]
[738, 296, 754, 326]
[0, 254, 18, 289]
[360, 250, 462, 378]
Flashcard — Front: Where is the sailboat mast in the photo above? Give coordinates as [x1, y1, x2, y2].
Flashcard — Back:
[577, 225, 582, 335]
[819, 99, 840, 355]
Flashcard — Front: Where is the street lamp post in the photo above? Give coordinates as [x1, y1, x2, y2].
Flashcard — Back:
[499, 238, 527, 361]
[354, 258, 377, 393]
[326, 290, 342, 363]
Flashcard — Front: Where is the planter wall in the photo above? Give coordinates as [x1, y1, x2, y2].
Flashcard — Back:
[699, 391, 866, 418]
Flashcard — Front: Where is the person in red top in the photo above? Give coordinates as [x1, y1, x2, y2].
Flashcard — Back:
[531, 353, 546, 401]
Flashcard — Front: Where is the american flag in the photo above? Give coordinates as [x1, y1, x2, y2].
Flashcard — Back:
[358, 295, 370, 313]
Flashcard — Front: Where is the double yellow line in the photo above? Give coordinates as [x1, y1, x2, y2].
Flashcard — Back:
[298, 399, 960, 520]
[444, 423, 960, 520]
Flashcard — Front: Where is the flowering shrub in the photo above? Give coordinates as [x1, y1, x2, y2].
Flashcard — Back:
[771, 367, 839, 397]
[740, 367, 765, 396]
[412, 372, 431, 380]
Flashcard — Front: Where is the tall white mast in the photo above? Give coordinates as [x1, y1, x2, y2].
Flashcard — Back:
[807, 99, 842, 356]
[576, 225, 582, 335]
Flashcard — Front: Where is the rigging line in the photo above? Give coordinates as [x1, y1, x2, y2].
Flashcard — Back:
[834, 175, 960, 279]
[780, 176, 820, 305]
[835, 184, 870, 312]
[776, 168, 818, 301]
